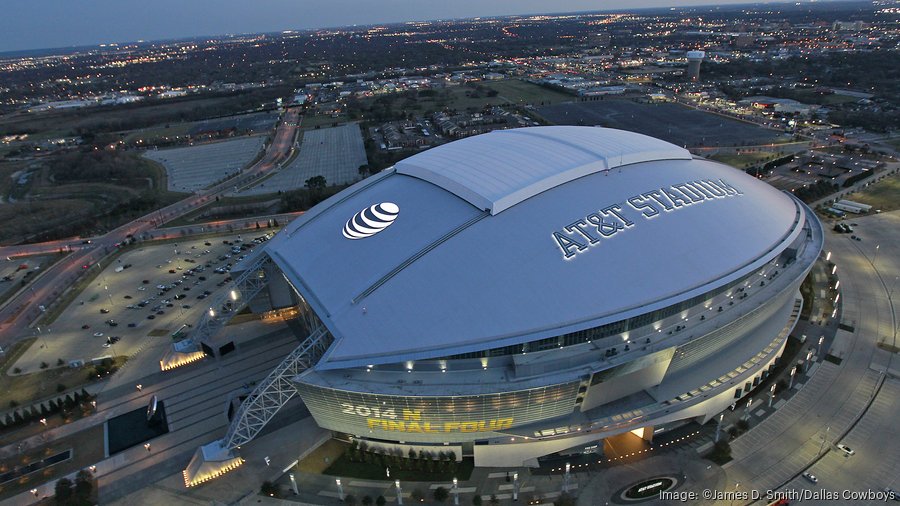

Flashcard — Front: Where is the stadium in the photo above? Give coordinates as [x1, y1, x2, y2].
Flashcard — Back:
[180, 126, 823, 481]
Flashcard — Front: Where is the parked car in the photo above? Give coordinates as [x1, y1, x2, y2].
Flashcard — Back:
[836, 444, 855, 456]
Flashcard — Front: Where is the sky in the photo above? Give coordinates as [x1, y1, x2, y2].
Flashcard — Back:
[1, 0, 786, 53]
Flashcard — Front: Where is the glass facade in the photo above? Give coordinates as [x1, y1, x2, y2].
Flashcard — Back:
[443, 268, 761, 360]
[293, 380, 581, 443]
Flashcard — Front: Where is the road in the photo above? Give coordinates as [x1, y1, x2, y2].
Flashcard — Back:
[0, 108, 300, 349]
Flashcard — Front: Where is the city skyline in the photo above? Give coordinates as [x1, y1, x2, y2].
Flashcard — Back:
[0, 0, 845, 53]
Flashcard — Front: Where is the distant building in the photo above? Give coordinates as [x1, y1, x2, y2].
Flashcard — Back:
[686, 51, 705, 82]
[832, 20, 868, 31]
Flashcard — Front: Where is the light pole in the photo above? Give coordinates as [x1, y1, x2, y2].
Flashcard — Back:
[513, 472, 519, 502]
[731, 483, 741, 506]
[336, 478, 344, 501]
[818, 336, 824, 356]
[789, 366, 796, 389]
[768, 383, 776, 408]
[289, 473, 298, 495]
[453, 477, 459, 505]
[563, 463, 571, 493]
[743, 398, 753, 421]
[396, 479, 403, 505]
[818, 426, 831, 455]
[715, 413, 724, 443]
[806, 349, 814, 372]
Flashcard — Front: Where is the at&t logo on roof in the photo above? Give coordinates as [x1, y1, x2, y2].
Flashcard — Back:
[342, 202, 399, 239]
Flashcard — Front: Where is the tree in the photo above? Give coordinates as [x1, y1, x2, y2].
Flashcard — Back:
[376, 496, 387, 506]
[362, 495, 374, 506]
[709, 440, 732, 463]
[345, 494, 358, 506]
[260, 481, 279, 497]
[305, 175, 327, 190]
[472, 495, 483, 506]
[434, 486, 449, 503]
[554, 492, 577, 506]
[55, 477, 73, 503]
[489, 494, 500, 505]
[411, 489, 425, 503]
[74, 469, 93, 500]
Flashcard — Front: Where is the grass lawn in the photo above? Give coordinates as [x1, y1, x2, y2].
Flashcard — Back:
[435, 80, 572, 113]
[301, 114, 347, 130]
[161, 194, 281, 227]
[484, 80, 573, 106]
[0, 337, 125, 412]
[708, 152, 776, 169]
[845, 172, 900, 212]
[790, 89, 860, 106]
[123, 123, 192, 144]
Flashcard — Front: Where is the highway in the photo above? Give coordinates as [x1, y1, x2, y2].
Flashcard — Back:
[0, 108, 300, 349]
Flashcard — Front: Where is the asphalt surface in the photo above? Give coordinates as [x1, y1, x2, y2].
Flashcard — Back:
[720, 210, 900, 505]
[12, 234, 270, 373]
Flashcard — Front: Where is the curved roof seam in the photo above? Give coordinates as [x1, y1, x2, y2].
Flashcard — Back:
[395, 126, 691, 215]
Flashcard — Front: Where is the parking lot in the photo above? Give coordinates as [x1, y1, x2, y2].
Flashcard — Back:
[11, 232, 273, 374]
[538, 99, 786, 147]
[240, 123, 367, 195]
[143, 136, 266, 192]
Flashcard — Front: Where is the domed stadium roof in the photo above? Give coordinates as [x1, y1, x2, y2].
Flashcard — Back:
[262, 126, 804, 369]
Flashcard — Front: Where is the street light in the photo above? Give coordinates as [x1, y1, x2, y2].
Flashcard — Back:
[513, 473, 520, 502]
[818, 336, 824, 356]
[396, 479, 403, 505]
[453, 477, 459, 505]
[144, 443, 151, 452]
[715, 413, 724, 443]
[789, 367, 796, 389]
[769, 383, 776, 408]
[818, 426, 831, 455]
[336, 478, 344, 501]
[564, 462, 571, 493]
